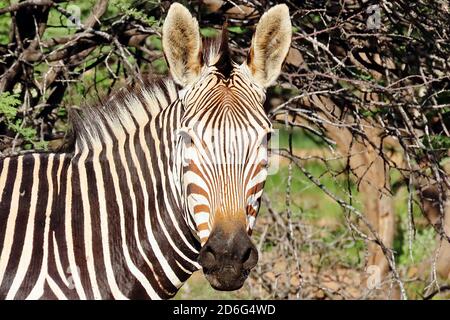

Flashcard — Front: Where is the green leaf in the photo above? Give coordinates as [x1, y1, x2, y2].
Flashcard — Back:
[33, 140, 49, 151]
[148, 35, 162, 50]
[423, 134, 450, 150]
[152, 58, 168, 74]
[0, 92, 21, 121]
[57, 107, 67, 117]
[200, 27, 219, 38]
[227, 26, 248, 34]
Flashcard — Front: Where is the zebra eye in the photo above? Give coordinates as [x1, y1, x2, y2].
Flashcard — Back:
[177, 129, 192, 147]
[259, 128, 273, 148]
[261, 158, 269, 169]
[259, 135, 269, 150]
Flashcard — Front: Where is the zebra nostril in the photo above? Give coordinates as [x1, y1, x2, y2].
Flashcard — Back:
[242, 246, 258, 270]
[199, 245, 217, 270]
[241, 247, 252, 263]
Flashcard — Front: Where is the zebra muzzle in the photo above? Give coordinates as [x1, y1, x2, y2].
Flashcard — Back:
[198, 227, 258, 291]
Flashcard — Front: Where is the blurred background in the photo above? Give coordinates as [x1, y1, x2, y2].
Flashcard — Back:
[0, 0, 449, 299]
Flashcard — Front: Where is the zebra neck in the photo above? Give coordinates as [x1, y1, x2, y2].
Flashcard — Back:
[63, 100, 201, 298]
[0, 88, 203, 299]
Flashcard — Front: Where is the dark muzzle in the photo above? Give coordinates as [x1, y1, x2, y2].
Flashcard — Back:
[198, 227, 258, 291]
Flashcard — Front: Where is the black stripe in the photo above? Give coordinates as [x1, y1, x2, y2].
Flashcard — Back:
[0, 158, 17, 250]
[0, 155, 35, 294]
[83, 143, 109, 299]
[48, 155, 77, 299]
[15, 155, 49, 298]
[70, 151, 93, 298]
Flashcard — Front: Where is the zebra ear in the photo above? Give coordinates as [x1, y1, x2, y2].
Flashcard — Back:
[162, 3, 203, 87]
[246, 4, 292, 88]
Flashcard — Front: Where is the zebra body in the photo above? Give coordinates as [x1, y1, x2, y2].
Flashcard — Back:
[0, 83, 200, 299]
[0, 3, 292, 299]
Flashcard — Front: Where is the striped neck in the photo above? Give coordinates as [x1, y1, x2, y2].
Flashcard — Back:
[58, 81, 201, 299]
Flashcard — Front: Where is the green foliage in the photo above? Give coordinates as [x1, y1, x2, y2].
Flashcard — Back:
[200, 27, 219, 38]
[360, 107, 389, 118]
[264, 152, 355, 219]
[422, 134, 450, 151]
[42, 1, 92, 41]
[355, 69, 374, 82]
[227, 26, 248, 34]
[110, 0, 159, 26]
[398, 228, 435, 266]
[0, 92, 48, 150]
[310, 13, 322, 24]
[392, 183, 435, 266]
[57, 106, 67, 118]
[275, 127, 327, 149]
[0, 1, 10, 45]
[0, 92, 20, 120]
[148, 35, 163, 50]
[152, 57, 168, 74]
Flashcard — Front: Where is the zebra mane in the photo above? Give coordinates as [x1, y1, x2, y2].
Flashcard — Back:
[71, 78, 178, 151]
[71, 30, 231, 152]
[203, 26, 233, 77]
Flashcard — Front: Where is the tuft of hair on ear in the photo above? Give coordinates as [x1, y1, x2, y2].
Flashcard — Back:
[162, 3, 203, 87]
[214, 22, 233, 78]
[247, 4, 292, 88]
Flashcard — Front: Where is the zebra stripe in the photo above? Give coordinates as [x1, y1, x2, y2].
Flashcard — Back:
[0, 66, 270, 298]
[0, 79, 198, 299]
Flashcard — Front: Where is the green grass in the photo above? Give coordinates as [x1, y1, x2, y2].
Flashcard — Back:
[274, 126, 327, 150]
[264, 163, 343, 218]
[0, 1, 11, 45]
[174, 273, 251, 300]
[393, 187, 436, 267]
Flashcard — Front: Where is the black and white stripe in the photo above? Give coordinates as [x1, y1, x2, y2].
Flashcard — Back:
[0, 79, 205, 299]
[0, 59, 272, 299]
[177, 64, 272, 243]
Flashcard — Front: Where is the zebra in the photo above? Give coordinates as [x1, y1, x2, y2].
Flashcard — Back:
[0, 3, 292, 299]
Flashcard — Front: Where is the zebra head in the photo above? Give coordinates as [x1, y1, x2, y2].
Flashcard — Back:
[163, 3, 291, 291]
